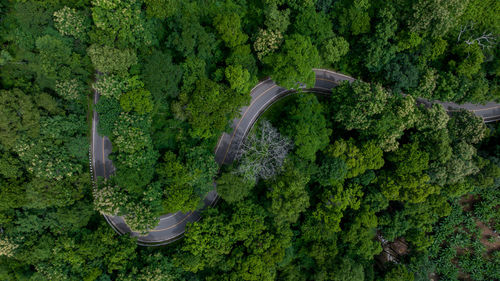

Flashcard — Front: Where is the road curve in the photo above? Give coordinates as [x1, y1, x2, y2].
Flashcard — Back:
[91, 86, 218, 246]
[93, 69, 500, 246]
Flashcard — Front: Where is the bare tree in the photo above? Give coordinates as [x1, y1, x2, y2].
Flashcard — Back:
[235, 120, 293, 181]
[464, 31, 497, 49]
[457, 22, 497, 49]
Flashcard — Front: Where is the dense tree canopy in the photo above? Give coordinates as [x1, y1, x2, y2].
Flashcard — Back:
[0, 0, 498, 280]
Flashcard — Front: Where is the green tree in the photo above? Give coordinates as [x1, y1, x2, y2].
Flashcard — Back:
[325, 138, 384, 179]
[144, 0, 178, 19]
[407, 0, 468, 38]
[176, 201, 285, 280]
[184, 145, 218, 197]
[267, 163, 310, 225]
[447, 109, 487, 144]
[141, 50, 182, 100]
[156, 151, 200, 213]
[87, 44, 137, 75]
[111, 113, 158, 193]
[292, 9, 333, 45]
[322, 36, 349, 65]
[165, 5, 218, 62]
[35, 34, 73, 82]
[225, 64, 254, 94]
[96, 96, 122, 136]
[430, 141, 481, 185]
[179, 78, 247, 139]
[15, 115, 86, 181]
[213, 13, 248, 48]
[227, 44, 258, 77]
[313, 182, 364, 233]
[120, 88, 153, 115]
[340, 206, 382, 260]
[334, 0, 371, 36]
[0, 152, 23, 180]
[281, 94, 332, 161]
[53, 6, 89, 41]
[315, 157, 348, 186]
[384, 54, 420, 93]
[332, 81, 417, 151]
[55, 79, 85, 101]
[216, 172, 255, 204]
[118, 253, 186, 281]
[253, 29, 283, 61]
[263, 34, 320, 89]
[453, 43, 485, 78]
[264, 3, 290, 33]
[0, 89, 40, 149]
[332, 81, 388, 131]
[362, 7, 397, 72]
[380, 265, 414, 281]
[330, 258, 365, 281]
[379, 142, 440, 203]
[91, 0, 156, 48]
[175, 207, 239, 273]
[93, 74, 127, 100]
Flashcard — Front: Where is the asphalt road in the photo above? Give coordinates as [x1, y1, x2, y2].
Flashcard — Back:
[93, 69, 500, 246]
[91, 89, 217, 246]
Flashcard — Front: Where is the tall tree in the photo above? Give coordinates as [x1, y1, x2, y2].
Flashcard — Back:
[281, 94, 332, 161]
[263, 34, 320, 89]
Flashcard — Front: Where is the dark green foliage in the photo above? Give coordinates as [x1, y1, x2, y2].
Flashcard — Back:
[96, 96, 121, 136]
[183, 144, 218, 197]
[155, 151, 201, 213]
[141, 50, 182, 100]
[216, 172, 255, 204]
[144, 0, 178, 20]
[1, 0, 499, 280]
[87, 45, 137, 75]
[263, 34, 320, 89]
[331, 81, 417, 151]
[315, 157, 348, 186]
[384, 54, 420, 93]
[292, 9, 333, 45]
[120, 88, 153, 115]
[280, 93, 332, 161]
[0, 88, 40, 148]
[266, 162, 310, 225]
[178, 78, 249, 139]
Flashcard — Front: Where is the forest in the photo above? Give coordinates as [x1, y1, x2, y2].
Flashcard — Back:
[0, 0, 499, 280]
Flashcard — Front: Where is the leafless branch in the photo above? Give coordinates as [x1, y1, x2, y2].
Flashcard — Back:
[235, 120, 292, 181]
[464, 31, 497, 49]
[457, 22, 474, 43]
[458, 22, 497, 49]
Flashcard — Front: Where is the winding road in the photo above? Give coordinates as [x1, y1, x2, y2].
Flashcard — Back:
[92, 69, 500, 246]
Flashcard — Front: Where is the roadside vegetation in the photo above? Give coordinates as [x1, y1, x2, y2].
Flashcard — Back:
[0, 0, 498, 280]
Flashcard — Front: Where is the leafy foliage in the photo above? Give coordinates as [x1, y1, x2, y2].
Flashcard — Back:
[1, 0, 499, 280]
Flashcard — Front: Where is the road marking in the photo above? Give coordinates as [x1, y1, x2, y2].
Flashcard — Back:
[315, 77, 338, 83]
[149, 211, 194, 232]
[313, 68, 355, 80]
[213, 133, 226, 156]
[312, 86, 335, 91]
[92, 111, 96, 177]
[100, 69, 499, 243]
[250, 78, 272, 93]
[448, 106, 500, 112]
[472, 105, 500, 112]
[220, 84, 278, 165]
[160, 212, 178, 221]
[434, 106, 500, 113]
[102, 136, 106, 179]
